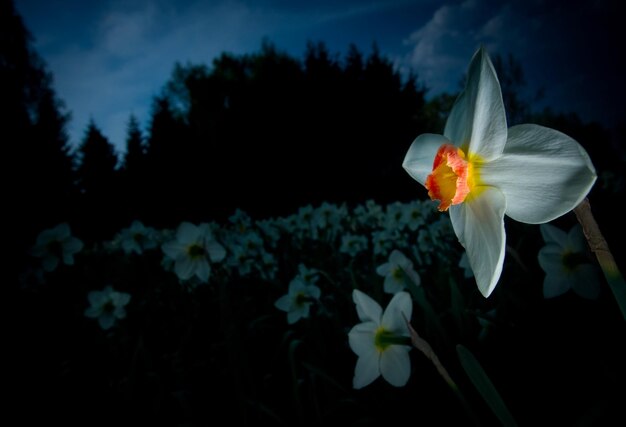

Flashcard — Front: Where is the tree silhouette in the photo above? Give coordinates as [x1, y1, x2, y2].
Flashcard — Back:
[118, 114, 147, 221]
[3, 0, 76, 271]
[75, 120, 119, 240]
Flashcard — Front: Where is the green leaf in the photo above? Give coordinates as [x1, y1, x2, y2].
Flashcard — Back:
[456, 344, 517, 426]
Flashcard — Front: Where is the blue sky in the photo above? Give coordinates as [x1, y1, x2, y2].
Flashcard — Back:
[16, 0, 624, 154]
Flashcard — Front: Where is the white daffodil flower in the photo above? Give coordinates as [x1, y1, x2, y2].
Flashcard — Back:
[348, 290, 412, 389]
[84, 285, 131, 330]
[538, 223, 600, 299]
[118, 220, 159, 255]
[31, 222, 83, 272]
[403, 47, 596, 297]
[376, 249, 421, 294]
[274, 278, 321, 324]
[161, 222, 226, 283]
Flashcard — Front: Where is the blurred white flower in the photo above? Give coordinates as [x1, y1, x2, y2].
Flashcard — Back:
[348, 290, 412, 389]
[31, 222, 83, 272]
[84, 285, 131, 330]
[371, 229, 395, 256]
[538, 223, 600, 299]
[459, 252, 474, 278]
[296, 263, 320, 285]
[274, 278, 321, 324]
[340, 233, 368, 257]
[376, 250, 421, 294]
[117, 220, 158, 255]
[161, 222, 226, 283]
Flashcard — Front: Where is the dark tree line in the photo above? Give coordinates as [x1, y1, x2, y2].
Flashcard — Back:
[6, 0, 623, 251]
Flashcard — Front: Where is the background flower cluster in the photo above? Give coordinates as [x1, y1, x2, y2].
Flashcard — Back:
[17, 198, 625, 425]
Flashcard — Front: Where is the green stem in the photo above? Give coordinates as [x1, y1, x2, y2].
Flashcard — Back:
[573, 198, 626, 321]
[404, 317, 481, 426]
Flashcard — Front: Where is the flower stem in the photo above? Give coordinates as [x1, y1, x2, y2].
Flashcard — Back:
[404, 317, 481, 426]
[573, 198, 626, 321]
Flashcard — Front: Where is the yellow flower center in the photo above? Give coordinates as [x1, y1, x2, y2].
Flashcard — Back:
[374, 327, 395, 351]
[392, 266, 404, 280]
[187, 244, 205, 259]
[374, 327, 410, 351]
[425, 144, 481, 211]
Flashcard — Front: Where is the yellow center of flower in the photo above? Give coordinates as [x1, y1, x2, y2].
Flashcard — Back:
[374, 327, 395, 351]
[374, 327, 410, 351]
[187, 244, 205, 259]
[392, 266, 404, 280]
[425, 144, 481, 211]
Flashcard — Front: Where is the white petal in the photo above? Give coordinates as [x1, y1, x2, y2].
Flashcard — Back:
[353, 350, 380, 389]
[445, 47, 507, 161]
[450, 187, 506, 297]
[382, 291, 412, 333]
[384, 275, 404, 294]
[195, 259, 211, 282]
[289, 278, 307, 294]
[175, 257, 195, 280]
[352, 289, 382, 323]
[389, 249, 408, 266]
[540, 223, 567, 247]
[566, 224, 587, 253]
[287, 310, 302, 324]
[64, 237, 84, 254]
[161, 241, 184, 259]
[307, 284, 321, 300]
[42, 255, 59, 272]
[98, 314, 115, 330]
[480, 124, 596, 224]
[348, 322, 377, 357]
[53, 223, 71, 239]
[380, 345, 411, 387]
[274, 294, 292, 312]
[402, 133, 450, 186]
[206, 240, 227, 262]
[177, 222, 200, 244]
[404, 267, 421, 288]
[376, 263, 391, 276]
[543, 274, 571, 298]
[84, 306, 101, 318]
[113, 306, 127, 319]
[538, 245, 566, 276]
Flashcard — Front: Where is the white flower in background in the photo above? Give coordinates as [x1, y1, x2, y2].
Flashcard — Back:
[296, 263, 320, 285]
[376, 250, 421, 294]
[84, 285, 131, 330]
[348, 290, 412, 389]
[256, 218, 281, 247]
[340, 233, 368, 257]
[161, 222, 226, 283]
[384, 201, 407, 232]
[459, 252, 474, 278]
[31, 222, 83, 272]
[296, 204, 317, 239]
[229, 208, 252, 233]
[353, 199, 384, 228]
[274, 278, 321, 324]
[259, 251, 278, 281]
[538, 223, 600, 299]
[402, 200, 426, 231]
[312, 201, 345, 236]
[117, 220, 159, 255]
[371, 229, 396, 256]
[226, 243, 254, 276]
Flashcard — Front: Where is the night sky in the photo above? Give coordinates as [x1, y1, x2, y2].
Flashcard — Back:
[16, 0, 624, 153]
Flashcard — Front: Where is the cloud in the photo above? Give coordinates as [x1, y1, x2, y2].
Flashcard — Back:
[402, 0, 624, 128]
[45, 0, 403, 152]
